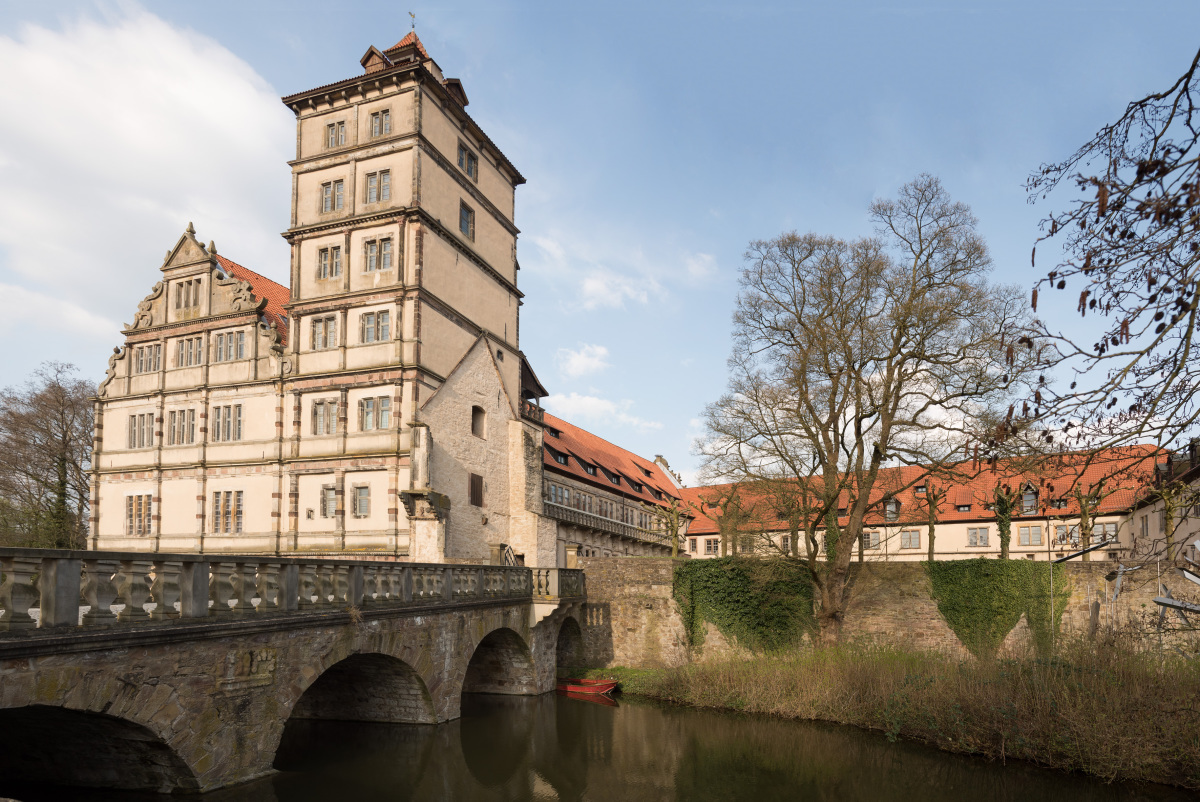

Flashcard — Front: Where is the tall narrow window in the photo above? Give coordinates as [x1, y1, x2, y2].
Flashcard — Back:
[471, 405, 486, 438]
[469, 473, 484, 507]
[326, 121, 345, 148]
[353, 486, 371, 517]
[459, 202, 475, 239]
[884, 499, 900, 522]
[320, 485, 337, 518]
[126, 494, 152, 536]
[321, 181, 345, 212]
[457, 143, 478, 179]
[210, 405, 243, 442]
[366, 240, 378, 272]
[370, 109, 391, 137]
[312, 399, 337, 435]
[359, 397, 376, 431]
[378, 396, 391, 429]
[380, 238, 393, 270]
[1022, 488, 1038, 514]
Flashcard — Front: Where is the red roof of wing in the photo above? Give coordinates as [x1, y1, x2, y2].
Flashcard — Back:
[215, 255, 289, 343]
[542, 412, 684, 510]
[387, 32, 430, 58]
[679, 446, 1163, 536]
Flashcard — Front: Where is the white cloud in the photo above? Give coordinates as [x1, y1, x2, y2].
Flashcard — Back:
[684, 252, 717, 279]
[0, 5, 292, 384]
[579, 269, 658, 310]
[0, 283, 118, 338]
[544, 392, 663, 432]
[528, 234, 665, 311]
[555, 343, 611, 378]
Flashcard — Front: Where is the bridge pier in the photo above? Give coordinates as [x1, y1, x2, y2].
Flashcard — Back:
[0, 548, 586, 794]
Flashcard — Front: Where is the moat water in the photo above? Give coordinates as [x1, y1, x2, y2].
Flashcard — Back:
[4, 693, 1192, 801]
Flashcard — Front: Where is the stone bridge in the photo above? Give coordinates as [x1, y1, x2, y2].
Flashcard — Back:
[0, 548, 586, 794]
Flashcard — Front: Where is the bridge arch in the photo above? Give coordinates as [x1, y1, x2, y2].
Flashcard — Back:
[462, 626, 538, 696]
[0, 705, 198, 794]
[288, 652, 438, 725]
[555, 615, 584, 673]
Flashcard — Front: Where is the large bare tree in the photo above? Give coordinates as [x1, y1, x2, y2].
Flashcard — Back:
[0, 363, 95, 549]
[700, 175, 1034, 641]
[1027, 46, 1200, 451]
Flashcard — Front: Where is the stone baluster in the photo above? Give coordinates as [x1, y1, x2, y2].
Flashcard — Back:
[0, 555, 40, 631]
[180, 560, 210, 619]
[257, 563, 281, 613]
[360, 564, 379, 606]
[39, 556, 82, 629]
[228, 562, 253, 616]
[296, 563, 317, 609]
[316, 564, 334, 608]
[115, 559, 154, 623]
[210, 561, 238, 618]
[280, 564, 299, 612]
[81, 558, 120, 626]
[331, 564, 349, 606]
[149, 560, 181, 621]
[347, 565, 364, 608]
[412, 566, 429, 600]
[400, 565, 413, 603]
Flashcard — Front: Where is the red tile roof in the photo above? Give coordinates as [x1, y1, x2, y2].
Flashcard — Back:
[680, 446, 1163, 536]
[215, 255, 290, 344]
[541, 412, 685, 510]
[387, 32, 430, 59]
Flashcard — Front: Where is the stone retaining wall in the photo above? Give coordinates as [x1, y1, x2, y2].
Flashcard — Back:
[577, 556, 1200, 668]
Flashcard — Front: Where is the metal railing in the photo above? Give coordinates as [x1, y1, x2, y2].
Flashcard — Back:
[542, 501, 671, 547]
[0, 548, 584, 635]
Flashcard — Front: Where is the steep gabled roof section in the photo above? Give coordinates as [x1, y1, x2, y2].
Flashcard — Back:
[542, 412, 685, 510]
[215, 255, 290, 343]
[386, 31, 430, 58]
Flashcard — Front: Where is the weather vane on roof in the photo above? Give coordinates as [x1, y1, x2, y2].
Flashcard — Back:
[409, 11, 416, 31]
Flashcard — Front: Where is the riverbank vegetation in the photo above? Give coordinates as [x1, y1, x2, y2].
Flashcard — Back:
[577, 639, 1200, 789]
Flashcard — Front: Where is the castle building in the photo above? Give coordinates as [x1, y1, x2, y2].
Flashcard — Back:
[89, 34, 683, 566]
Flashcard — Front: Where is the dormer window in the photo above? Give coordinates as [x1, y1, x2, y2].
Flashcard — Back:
[957, 504, 971, 513]
[1021, 488, 1038, 515]
[554, 453, 568, 465]
[885, 499, 900, 522]
[915, 484, 927, 495]
[584, 465, 596, 476]
[1050, 498, 1068, 510]
[545, 427, 560, 438]
[631, 482, 643, 493]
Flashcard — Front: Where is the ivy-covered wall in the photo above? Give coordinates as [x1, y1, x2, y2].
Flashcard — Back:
[926, 559, 1071, 659]
[673, 558, 814, 653]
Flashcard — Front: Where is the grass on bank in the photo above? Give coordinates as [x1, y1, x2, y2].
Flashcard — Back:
[567, 637, 1200, 789]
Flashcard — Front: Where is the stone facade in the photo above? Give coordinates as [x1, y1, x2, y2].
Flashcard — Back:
[576, 557, 689, 669]
[0, 594, 583, 792]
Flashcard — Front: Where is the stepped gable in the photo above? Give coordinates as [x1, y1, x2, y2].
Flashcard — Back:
[681, 446, 1163, 535]
[215, 254, 289, 343]
[542, 412, 682, 509]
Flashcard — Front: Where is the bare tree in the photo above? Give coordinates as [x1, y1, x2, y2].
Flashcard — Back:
[1027, 46, 1200, 451]
[700, 175, 1034, 641]
[644, 495, 686, 558]
[0, 363, 95, 549]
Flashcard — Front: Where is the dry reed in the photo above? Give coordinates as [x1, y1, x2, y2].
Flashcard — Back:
[599, 636, 1200, 789]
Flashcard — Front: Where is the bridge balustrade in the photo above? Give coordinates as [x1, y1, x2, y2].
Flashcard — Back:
[542, 500, 671, 547]
[0, 548, 583, 635]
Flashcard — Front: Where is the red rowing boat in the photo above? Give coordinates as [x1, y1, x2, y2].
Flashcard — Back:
[555, 678, 619, 695]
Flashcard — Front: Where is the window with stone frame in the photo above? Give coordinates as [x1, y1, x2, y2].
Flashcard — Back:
[459, 201, 475, 240]
[365, 170, 391, 204]
[126, 494, 152, 536]
[364, 238, 394, 272]
[211, 490, 243, 534]
[899, 529, 920, 549]
[126, 413, 154, 449]
[311, 315, 338, 350]
[175, 337, 204, 367]
[968, 527, 990, 547]
[357, 396, 391, 431]
[210, 404, 243, 442]
[175, 278, 201, 310]
[212, 331, 245, 362]
[689, 538, 697, 553]
[1055, 524, 1081, 546]
[369, 109, 391, 138]
[321, 180, 345, 212]
[352, 485, 371, 518]
[133, 344, 161, 374]
[360, 310, 390, 343]
[704, 538, 719, 555]
[863, 530, 881, 549]
[312, 399, 338, 436]
[320, 485, 337, 518]
[457, 142, 479, 180]
[325, 121, 345, 148]
[167, 409, 196, 445]
[317, 246, 342, 280]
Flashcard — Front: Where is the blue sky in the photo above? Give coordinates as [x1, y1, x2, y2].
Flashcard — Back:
[0, 1, 1196, 483]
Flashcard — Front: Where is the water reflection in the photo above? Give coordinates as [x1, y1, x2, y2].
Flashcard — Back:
[3, 693, 1192, 801]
